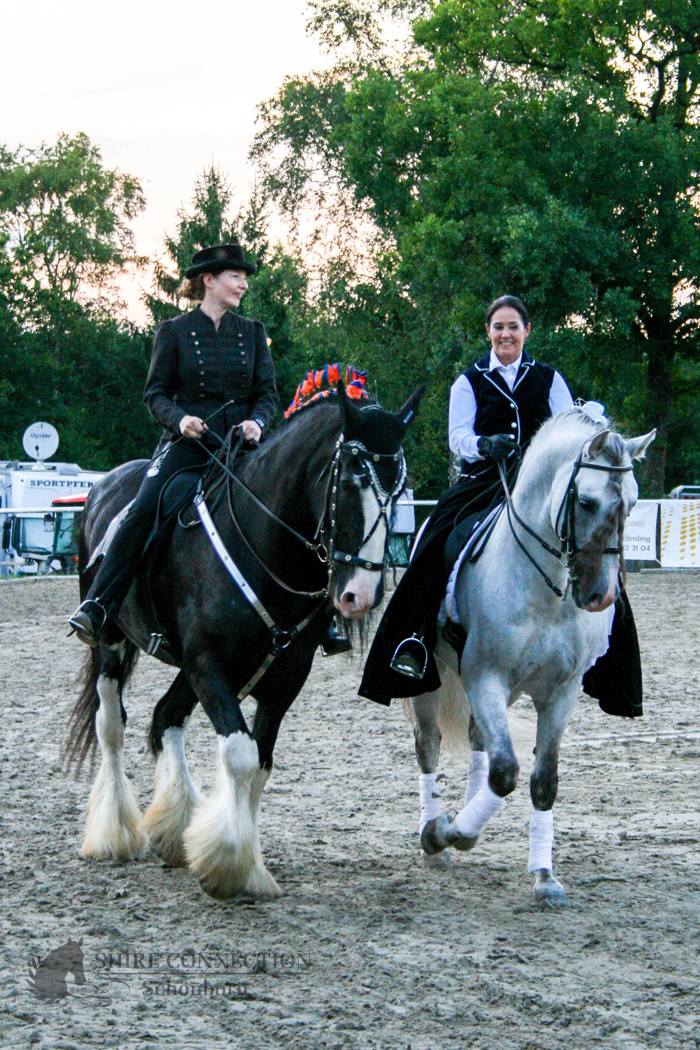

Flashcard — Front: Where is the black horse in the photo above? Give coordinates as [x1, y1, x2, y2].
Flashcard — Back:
[64, 383, 422, 900]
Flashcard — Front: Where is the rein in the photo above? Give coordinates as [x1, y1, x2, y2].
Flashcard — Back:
[188, 421, 407, 702]
[215, 430, 407, 599]
[497, 451, 633, 601]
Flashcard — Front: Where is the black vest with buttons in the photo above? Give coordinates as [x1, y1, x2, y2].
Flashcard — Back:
[144, 306, 278, 445]
[461, 351, 555, 477]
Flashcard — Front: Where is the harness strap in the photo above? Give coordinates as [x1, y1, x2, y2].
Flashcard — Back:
[196, 492, 277, 631]
[195, 492, 325, 701]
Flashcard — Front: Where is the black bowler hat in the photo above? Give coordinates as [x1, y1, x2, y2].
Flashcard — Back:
[184, 243, 256, 278]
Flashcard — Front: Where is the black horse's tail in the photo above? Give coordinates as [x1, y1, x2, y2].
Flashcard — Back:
[62, 642, 139, 777]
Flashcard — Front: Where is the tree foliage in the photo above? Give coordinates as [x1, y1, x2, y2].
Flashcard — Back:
[0, 134, 154, 468]
[254, 0, 700, 494]
[0, 132, 145, 326]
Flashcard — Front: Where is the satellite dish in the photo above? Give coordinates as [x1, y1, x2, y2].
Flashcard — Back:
[23, 422, 60, 462]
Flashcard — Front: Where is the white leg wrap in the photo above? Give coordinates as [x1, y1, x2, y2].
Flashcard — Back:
[453, 783, 504, 838]
[465, 751, 489, 806]
[419, 772, 444, 834]
[528, 809, 554, 873]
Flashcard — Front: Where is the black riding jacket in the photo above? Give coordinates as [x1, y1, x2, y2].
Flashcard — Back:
[144, 306, 278, 444]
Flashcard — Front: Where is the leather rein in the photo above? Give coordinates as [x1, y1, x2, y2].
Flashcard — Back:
[182, 427, 406, 701]
[189, 426, 407, 601]
[497, 451, 633, 601]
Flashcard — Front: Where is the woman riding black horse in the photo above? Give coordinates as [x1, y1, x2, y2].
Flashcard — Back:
[359, 295, 643, 718]
[69, 243, 279, 647]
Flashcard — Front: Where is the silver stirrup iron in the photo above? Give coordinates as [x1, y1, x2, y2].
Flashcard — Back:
[390, 634, 428, 679]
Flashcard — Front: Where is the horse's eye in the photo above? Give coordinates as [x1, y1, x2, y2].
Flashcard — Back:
[579, 496, 599, 513]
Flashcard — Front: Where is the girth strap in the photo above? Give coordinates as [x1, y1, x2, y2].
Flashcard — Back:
[195, 492, 325, 700]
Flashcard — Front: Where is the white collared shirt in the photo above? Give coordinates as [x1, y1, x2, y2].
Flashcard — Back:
[449, 350, 574, 463]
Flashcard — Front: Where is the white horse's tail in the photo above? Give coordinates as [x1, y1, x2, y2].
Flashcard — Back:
[401, 653, 472, 757]
[402, 654, 536, 761]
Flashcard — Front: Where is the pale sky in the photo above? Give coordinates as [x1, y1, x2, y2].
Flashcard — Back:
[2, 0, 328, 323]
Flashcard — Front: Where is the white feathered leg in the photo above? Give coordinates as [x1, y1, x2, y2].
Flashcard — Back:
[183, 732, 281, 901]
[80, 653, 146, 861]
[141, 721, 202, 866]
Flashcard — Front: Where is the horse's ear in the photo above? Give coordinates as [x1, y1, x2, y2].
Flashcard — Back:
[336, 381, 364, 433]
[78, 938, 83, 946]
[626, 429, 656, 461]
[583, 430, 610, 459]
[394, 384, 426, 430]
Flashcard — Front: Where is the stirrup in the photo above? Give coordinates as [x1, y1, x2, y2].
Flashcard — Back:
[390, 634, 428, 680]
[68, 598, 108, 647]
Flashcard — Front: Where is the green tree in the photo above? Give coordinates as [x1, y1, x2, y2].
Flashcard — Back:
[0, 133, 151, 467]
[0, 132, 145, 330]
[254, 0, 700, 494]
[144, 164, 243, 325]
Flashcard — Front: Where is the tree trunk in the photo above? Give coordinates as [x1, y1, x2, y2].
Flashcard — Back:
[642, 341, 674, 497]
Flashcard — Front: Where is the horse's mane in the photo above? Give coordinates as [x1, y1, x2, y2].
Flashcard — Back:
[258, 395, 335, 452]
[524, 407, 629, 471]
[261, 392, 384, 455]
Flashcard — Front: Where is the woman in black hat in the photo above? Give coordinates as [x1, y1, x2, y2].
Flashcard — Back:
[69, 243, 278, 646]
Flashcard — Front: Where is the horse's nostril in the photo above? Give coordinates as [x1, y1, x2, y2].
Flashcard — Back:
[343, 592, 357, 606]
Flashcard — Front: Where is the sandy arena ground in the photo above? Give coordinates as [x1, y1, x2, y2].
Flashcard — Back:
[1, 572, 699, 1050]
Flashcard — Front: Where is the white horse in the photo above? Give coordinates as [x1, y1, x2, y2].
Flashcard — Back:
[411, 407, 655, 905]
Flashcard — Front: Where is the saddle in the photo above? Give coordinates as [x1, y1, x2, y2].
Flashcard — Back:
[86, 470, 204, 661]
[439, 503, 505, 662]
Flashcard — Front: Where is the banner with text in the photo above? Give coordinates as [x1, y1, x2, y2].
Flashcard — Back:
[623, 501, 659, 562]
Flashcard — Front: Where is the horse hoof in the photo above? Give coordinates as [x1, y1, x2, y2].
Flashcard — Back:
[421, 814, 479, 855]
[422, 851, 452, 871]
[451, 832, 479, 852]
[533, 869, 568, 908]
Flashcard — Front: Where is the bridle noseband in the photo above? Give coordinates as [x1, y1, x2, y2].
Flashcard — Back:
[555, 456, 633, 561]
[498, 451, 633, 601]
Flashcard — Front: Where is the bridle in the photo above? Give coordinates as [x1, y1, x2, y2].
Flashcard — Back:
[497, 450, 633, 601]
[200, 427, 407, 602]
[183, 425, 407, 701]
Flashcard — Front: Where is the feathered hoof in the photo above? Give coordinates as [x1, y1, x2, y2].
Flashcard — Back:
[141, 797, 200, 868]
[195, 862, 282, 903]
[142, 824, 187, 868]
[80, 783, 147, 861]
[533, 869, 568, 908]
[80, 824, 147, 862]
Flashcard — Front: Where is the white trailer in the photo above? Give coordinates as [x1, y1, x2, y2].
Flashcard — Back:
[0, 460, 103, 575]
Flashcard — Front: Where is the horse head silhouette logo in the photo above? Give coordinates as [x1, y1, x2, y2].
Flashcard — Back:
[27, 938, 86, 1003]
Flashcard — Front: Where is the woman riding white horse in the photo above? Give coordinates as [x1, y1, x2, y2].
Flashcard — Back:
[360, 295, 644, 720]
[411, 407, 654, 904]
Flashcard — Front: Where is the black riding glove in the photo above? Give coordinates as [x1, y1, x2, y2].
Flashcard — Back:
[477, 434, 519, 461]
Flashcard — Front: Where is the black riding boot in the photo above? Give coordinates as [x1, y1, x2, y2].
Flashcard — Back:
[321, 622, 352, 656]
[69, 439, 212, 647]
[69, 504, 153, 646]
